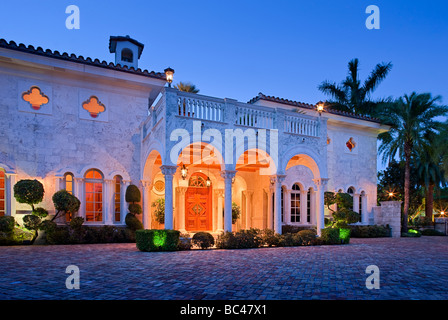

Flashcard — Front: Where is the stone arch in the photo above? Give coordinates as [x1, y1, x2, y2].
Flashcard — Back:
[281, 146, 325, 179]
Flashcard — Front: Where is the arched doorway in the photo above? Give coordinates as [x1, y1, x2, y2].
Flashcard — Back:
[185, 172, 213, 231]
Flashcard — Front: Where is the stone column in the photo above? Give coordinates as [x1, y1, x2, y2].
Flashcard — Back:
[284, 189, 291, 225]
[361, 194, 369, 225]
[353, 193, 360, 213]
[161, 165, 177, 230]
[104, 179, 115, 225]
[5, 173, 17, 217]
[177, 186, 187, 233]
[141, 180, 152, 229]
[54, 176, 64, 192]
[266, 187, 274, 230]
[221, 170, 236, 232]
[74, 177, 84, 219]
[300, 189, 307, 224]
[244, 190, 253, 229]
[121, 180, 131, 224]
[272, 175, 286, 234]
[310, 189, 316, 225]
[215, 189, 224, 232]
[313, 178, 328, 236]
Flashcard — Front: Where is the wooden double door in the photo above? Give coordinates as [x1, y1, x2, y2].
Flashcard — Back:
[185, 173, 212, 231]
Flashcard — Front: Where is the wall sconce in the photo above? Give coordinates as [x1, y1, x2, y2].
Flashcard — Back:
[164, 67, 174, 87]
[206, 177, 211, 187]
[270, 177, 275, 185]
[232, 176, 235, 184]
[181, 164, 188, 180]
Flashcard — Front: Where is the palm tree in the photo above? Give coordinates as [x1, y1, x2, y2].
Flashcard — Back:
[378, 92, 448, 231]
[174, 81, 200, 94]
[318, 58, 392, 117]
[415, 137, 446, 220]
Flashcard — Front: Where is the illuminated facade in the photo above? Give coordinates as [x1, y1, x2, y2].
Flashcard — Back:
[0, 36, 389, 235]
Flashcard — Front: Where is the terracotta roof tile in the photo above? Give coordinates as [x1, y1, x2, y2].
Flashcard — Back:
[0, 39, 166, 81]
[248, 92, 381, 123]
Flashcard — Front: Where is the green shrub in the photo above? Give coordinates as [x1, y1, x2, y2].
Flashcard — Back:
[321, 228, 340, 245]
[402, 229, 421, 237]
[349, 225, 391, 238]
[52, 190, 80, 221]
[178, 233, 192, 250]
[232, 202, 241, 224]
[136, 229, 180, 252]
[277, 232, 302, 247]
[39, 220, 57, 233]
[192, 232, 215, 249]
[282, 225, 315, 234]
[125, 184, 141, 203]
[13, 179, 44, 210]
[128, 203, 142, 215]
[46, 226, 70, 245]
[125, 213, 143, 231]
[298, 229, 317, 245]
[0, 227, 35, 246]
[151, 198, 165, 224]
[421, 229, 445, 236]
[261, 228, 281, 247]
[339, 228, 351, 244]
[412, 216, 433, 227]
[23, 214, 41, 231]
[69, 217, 85, 230]
[233, 229, 263, 249]
[0, 216, 15, 232]
[216, 231, 238, 249]
[32, 207, 48, 218]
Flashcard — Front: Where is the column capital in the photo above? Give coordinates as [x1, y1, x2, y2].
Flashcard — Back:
[160, 165, 178, 176]
[74, 177, 84, 182]
[104, 179, 115, 184]
[121, 179, 131, 186]
[270, 174, 286, 186]
[176, 186, 188, 194]
[141, 180, 152, 189]
[214, 189, 225, 197]
[313, 178, 329, 188]
[242, 189, 254, 196]
[220, 170, 237, 180]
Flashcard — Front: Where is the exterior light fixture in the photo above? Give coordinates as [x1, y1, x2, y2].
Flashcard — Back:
[441, 211, 445, 216]
[388, 192, 394, 198]
[232, 176, 235, 184]
[206, 177, 211, 187]
[181, 164, 188, 180]
[164, 67, 174, 87]
[316, 101, 325, 115]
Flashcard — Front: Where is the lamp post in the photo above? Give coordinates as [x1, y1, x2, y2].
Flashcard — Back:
[164, 67, 174, 87]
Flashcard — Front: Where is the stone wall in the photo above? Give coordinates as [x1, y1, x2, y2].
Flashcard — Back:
[373, 201, 402, 237]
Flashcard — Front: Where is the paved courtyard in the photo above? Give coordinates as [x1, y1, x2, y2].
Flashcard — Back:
[0, 236, 447, 300]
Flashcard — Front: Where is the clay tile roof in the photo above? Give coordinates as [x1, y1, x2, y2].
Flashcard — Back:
[248, 92, 381, 123]
[0, 39, 166, 81]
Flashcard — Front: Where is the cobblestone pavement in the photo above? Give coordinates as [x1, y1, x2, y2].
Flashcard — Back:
[0, 236, 447, 300]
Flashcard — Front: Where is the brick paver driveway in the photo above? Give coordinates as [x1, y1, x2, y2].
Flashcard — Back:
[0, 237, 447, 300]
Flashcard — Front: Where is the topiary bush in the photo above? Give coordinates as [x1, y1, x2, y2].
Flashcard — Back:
[232, 229, 263, 249]
[178, 233, 192, 250]
[13, 179, 44, 212]
[125, 213, 143, 231]
[216, 231, 238, 249]
[125, 184, 141, 203]
[136, 229, 180, 251]
[321, 228, 340, 245]
[349, 225, 391, 238]
[0, 216, 15, 232]
[192, 232, 215, 249]
[52, 190, 80, 221]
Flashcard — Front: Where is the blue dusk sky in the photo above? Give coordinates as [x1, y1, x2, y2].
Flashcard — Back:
[1, 0, 447, 170]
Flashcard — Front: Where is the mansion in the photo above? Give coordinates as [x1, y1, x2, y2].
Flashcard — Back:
[0, 36, 389, 235]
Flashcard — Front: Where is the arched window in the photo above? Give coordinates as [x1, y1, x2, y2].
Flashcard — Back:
[189, 175, 207, 187]
[64, 172, 74, 194]
[121, 48, 133, 63]
[347, 187, 355, 211]
[85, 169, 103, 222]
[114, 175, 122, 222]
[291, 183, 301, 223]
[0, 169, 5, 217]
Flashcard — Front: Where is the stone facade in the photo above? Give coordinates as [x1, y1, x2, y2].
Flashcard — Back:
[0, 37, 389, 235]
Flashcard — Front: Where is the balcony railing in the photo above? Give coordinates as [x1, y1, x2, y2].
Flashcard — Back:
[284, 114, 319, 137]
[177, 93, 224, 123]
[235, 104, 275, 129]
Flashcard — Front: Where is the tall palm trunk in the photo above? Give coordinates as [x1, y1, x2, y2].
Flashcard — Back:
[425, 183, 435, 220]
[403, 143, 412, 232]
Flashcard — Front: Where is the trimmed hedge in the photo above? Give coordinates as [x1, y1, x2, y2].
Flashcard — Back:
[0, 216, 15, 232]
[349, 225, 391, 238]
[421, 229, 445, 236]
[136, 229, 180, 252]
[321, 228, 340, 245]
[192, 232, 215, 249]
